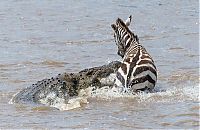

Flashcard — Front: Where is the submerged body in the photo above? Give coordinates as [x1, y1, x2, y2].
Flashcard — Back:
[10, 61, 121, 105]
[111, 16, 157, 93]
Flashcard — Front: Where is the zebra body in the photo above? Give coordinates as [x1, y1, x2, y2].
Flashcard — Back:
[111, 16, 157, 93]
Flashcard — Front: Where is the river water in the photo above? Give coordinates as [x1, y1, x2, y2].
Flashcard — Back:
[0, 0, 199, 129]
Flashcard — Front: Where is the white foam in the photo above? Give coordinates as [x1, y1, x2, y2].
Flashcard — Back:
[20, 83, 199, 111]
[87, 84, 200, 103]
[100, 73, 116, 86]
[39, 92, 89, 111]
[52, 97, 88, 111]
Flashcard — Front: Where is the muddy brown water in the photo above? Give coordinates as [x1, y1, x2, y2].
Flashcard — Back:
[0, 0, 199, 129]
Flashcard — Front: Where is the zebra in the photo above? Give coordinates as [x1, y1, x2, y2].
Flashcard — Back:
[111, 16, 157, 93]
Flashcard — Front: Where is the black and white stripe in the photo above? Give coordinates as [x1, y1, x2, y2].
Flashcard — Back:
[111, 16, 157, 93]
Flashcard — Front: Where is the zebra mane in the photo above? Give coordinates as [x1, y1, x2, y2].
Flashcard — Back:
[116, 18, 139, 42]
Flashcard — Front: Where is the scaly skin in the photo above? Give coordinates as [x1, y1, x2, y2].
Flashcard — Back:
[11, 61, 121, 105]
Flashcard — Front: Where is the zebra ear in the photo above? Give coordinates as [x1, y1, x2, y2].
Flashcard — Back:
[111, 24, 117, 31]
[125, 15, 132, 26]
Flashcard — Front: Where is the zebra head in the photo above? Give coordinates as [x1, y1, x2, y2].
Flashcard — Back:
[111, 15, 136, 58]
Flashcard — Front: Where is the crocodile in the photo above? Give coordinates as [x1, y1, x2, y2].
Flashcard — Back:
[10, 61, 121, 106]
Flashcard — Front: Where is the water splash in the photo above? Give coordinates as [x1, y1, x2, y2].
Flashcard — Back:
[41, 83, 199, 111]
[85, 84, 199, 103]
[137, 85, 199, 103]
[46, 96, 89, 111]
[10, 83, 199, 111]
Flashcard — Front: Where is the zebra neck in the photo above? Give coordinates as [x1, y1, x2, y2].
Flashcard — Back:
[123, 35, 139, 49]
[126, 39, 140, 51]
[123, 41, 141, 59]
